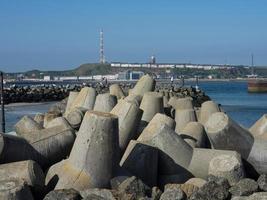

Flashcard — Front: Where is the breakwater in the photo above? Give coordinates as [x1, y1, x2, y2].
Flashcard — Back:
[3, 81, 209, 105]
[1, 75, 267, 199]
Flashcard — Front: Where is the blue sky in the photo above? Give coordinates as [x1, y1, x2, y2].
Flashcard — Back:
[0, 0, 267, 72]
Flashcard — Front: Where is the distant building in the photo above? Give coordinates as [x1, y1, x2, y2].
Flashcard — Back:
[43, 76, 51, 81]
[150, 55, 156, 64]
[118, 70, 144, 80]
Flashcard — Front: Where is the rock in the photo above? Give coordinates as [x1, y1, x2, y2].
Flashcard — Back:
[43, 189, 82, 200]
[0, 179, 34, 200]
[151, 186, 162, 200]
[117, 176, 151, 199]
[164, 183, 199, 198]
[110, 176, 129, 190]
[189, 180, 229, 200]
[257, 174, 267, 191]
[248, 192, 267, 200]
[81, 188, 116, 200]
[229, 178, 258, 196]
[185, 178, 207, 188]
[160, 188, 185, 200]
[207, 175, 231, 191]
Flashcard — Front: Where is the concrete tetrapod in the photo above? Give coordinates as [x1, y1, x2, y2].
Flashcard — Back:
[70, 87, 96, 111]
[129, 74, 155, 97]
[64, 91, 79, 115]
[199, 100, 221, 125]
[109, 84, 125, 100]
[43, 112, 61, 128]
[54, 111, 120, 191]
[34, 113, 45, 127]
[175, 109, 197, 133]
[110, 99, 142, 152]
[28, 120, 76, 168]
[94, 93, 117, 112]
[179, 122, 208, 148]
[205, 112, 267, 174]
[0, 133, 45, 166]
[138, 123, 242, 183]
[120, 140, 158, 187]
[208, 154, 245, 186]
[137, 113, 175, 142]
[249, 114, 267, 139]
[0, 160, 45, 189]
[65, 107, 87, 129]
[140, 92, 164, 124]
[168, 97, 193, 110]
[0, 179, 34, 200]
[15, 116, 43, 138]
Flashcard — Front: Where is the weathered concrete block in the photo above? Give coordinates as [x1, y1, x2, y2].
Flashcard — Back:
[109, 84, 125, 100]
[64, 91, 79, 115]
[34, 113, 45, 127]
[180, 122, 207, 148]
[27, 122, 75, 168]
[175, 109, 197, 133]
[44, 111, 61, 128]
[208, 154, 245, 186]
[199, 100, 221, 125]
[111, 99, 142, 152]
[168, 97, 193, 110]
[249, 114, 267, 139]
[120, 140, 158, 187]
[94, 93, 117, 112]
[129, 74, 155, 97]
[188, 148, 241, 179]
[0, 160, 44, 189]
[0, 133, 44, 166]
[137, 113, 175, 142]
[140, 92, 164, 124]
[205, 112, 267, 174]
[15, 116, 42, 138]
[70, 87, 96, 111]
[0, 179, 34, 200]
[65, 107, 87, 129]
[54, 111, 120, 190]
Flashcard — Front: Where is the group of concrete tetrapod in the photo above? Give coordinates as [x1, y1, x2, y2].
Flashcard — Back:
[1, 74, 267, 200]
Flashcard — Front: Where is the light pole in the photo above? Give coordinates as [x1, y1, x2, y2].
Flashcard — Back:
[0, 71, 5, 133]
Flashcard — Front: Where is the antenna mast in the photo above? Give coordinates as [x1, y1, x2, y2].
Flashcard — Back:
[100, 29, 105, 64]
[251, 53, 254, 75]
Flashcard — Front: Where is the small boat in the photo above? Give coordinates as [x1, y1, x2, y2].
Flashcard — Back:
[248, 79, 267, 93]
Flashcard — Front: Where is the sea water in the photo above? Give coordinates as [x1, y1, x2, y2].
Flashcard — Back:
[3, 81, 267, 132]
